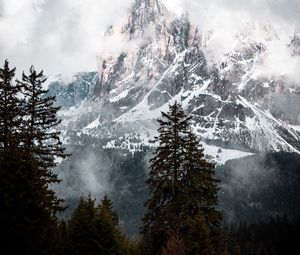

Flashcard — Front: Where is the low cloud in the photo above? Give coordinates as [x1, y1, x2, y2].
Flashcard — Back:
[55, 149, 114, 200]
[254, 39, 300, 84]
[163, 0, 300, 84]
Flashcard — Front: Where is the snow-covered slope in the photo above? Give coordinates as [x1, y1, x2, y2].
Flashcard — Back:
[49, 0, 300, 163]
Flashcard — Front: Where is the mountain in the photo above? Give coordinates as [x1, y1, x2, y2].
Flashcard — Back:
[48, 0, 300, 164]
[48, 0, 300, 235]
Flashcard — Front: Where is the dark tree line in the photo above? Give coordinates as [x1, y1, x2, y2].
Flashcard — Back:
[62, 195, 136, 255]
[225, 213, 300, 255]
[0, 60, 68, 254]
[217, 151, 300, 225]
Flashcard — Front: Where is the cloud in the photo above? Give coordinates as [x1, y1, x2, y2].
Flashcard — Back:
[254, 39, 300, 83]
[163, 0, 300, 24]
[0, 0, 133, 76]
[54, 149, 114, 200]
[1, 0, 300, 84]
[162, 0, 300, 84]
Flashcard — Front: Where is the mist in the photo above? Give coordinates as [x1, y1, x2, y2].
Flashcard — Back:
[54, 147, 115, 201]
[217, 152, 300, 224]
[0, 0, 299, 83]
[0, 0, 133, 76]
[164, 0, 300, 83]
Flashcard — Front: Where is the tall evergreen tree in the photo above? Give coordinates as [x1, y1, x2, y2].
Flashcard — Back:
[141, 102, 191, 233]
[140, 102, 221, 255]
[19, 66, 68, 214]
[20, 66, 67, 171]
[0, 62, 68, 254]
[141, 102, 191, 254]
[0, 60, 33, 254]
[182, 132, 219, 214]
[182, 132, 221, 246]
[0, 60, 21, 151]
[98, 195, 119, 225]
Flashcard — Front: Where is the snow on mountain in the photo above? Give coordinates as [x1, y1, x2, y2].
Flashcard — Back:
[290, 125, 300, 132]
[48, 0, 300, 163]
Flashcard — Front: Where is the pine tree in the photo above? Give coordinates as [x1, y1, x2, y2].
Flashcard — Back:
[141, 101, 191, 232]
[95, 195, 127, 255]
[98, 195, 119, 225]
[0, 62, 68, 254]
[20, 66, 67, 171]
[140, 102, 221, 255]
[0, 60, 21, 151]
[182, 132, 219, 215]
[181, 132, 222, 249]
[67, 195, 99, 255]
[19, 66, 68, 254]
[141, 102, 191, 254]
[0, 61, 40, 254]
[67, 195, 130, 255]
[18, 66, 68, 215]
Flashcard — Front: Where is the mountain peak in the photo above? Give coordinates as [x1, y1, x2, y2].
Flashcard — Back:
[127, 0, 169, 36]
[48, 0, 300, 159]
[133, 0, 166, 15]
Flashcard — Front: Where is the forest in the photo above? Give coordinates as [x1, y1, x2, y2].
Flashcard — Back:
[0, 60, 299, 255]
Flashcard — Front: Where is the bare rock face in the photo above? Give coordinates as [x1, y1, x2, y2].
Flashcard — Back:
[49, 0, 300, 161]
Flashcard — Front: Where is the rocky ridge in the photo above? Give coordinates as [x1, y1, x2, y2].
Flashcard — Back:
[48, 0, 300, 164]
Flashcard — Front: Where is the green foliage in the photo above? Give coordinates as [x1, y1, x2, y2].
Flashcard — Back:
[0, 60, 21, 151]
[183, 214, 215, 255]
[95, 195, 124, 255]
[141, 102, 221, 255]
[227, 214, 300, 255]
[66, 195, 98, 255]
[217, 152, 300, 223]
[0, 128, 61, 255]
[19, 66, 67, 171]
[66, 194, 134, 255]
[182, 132, 221, 233]
[0, 60, 67, 254]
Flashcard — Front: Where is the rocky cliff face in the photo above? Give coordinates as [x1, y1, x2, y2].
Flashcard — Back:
[49, 0, 300, 163]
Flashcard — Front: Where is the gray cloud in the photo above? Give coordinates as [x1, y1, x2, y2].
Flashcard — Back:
[222, 0, 300, 23]
[54, 149, 114, 200]
[0, 1, 3, 17]
[163, 0, 300, 84]
[0, 0, 132, 76]
[164, 0, 300, 24]
[1, 0, 300, 82]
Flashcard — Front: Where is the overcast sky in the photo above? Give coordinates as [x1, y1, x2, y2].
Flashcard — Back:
[0, 0, 299, 80]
